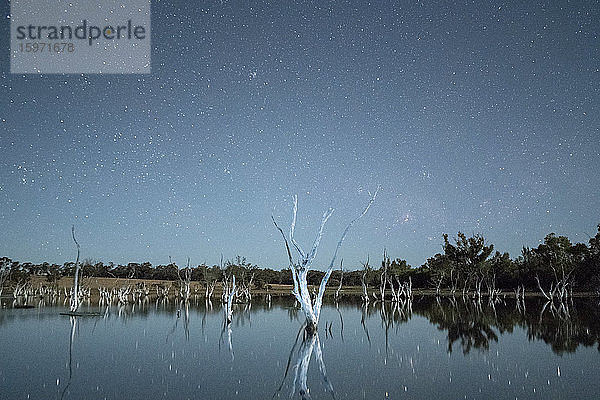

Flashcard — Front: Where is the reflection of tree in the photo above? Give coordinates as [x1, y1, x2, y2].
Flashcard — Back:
[219, 322, 234, 361]
[275, 327, 334, 399]
[378, 299, 413, 358]
[524, 298, 600, 354]
[421, 297, 504, 354]
[360, 301, 371, 345]
[335, 302, 344, 341]
[60, 316, 77, 400]
[0, 259, 10, 298]
[412, 296, 600, 355]
[446, 319, 498, 354]
[201, 298, 212, 336]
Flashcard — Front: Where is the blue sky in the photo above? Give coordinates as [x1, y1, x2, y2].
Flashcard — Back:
[1, 0, 598, 270]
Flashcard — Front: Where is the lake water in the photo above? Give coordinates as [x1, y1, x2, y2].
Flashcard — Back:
[1, 295, 599, 399]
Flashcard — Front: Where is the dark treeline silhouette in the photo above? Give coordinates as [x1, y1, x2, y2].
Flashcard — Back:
[1, 224, 599, 293]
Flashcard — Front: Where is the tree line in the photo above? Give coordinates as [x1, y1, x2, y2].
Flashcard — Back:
[1, 224, 599, 294]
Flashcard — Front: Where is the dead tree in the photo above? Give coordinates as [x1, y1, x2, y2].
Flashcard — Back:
[225, 275, 236, 324]
[432, 271, 445, 296]
[535, 275, 557, 303]
[205, 280, 216, 299]
[515, 284, 526, 314]
[221, 274, 230, 304]
[388, 275, 398, 302]
[0, 259, 9, 298]
[273, 189, 378, 334]
[12, 281, 28, 301]
[157, 283, 172, 299]
[117, 268, 136, 304]
[375, 250, 389, 301]
[360, 257, 370, 304]
[177, 258, 192, 302]
[70, 226, 82, 312]
[237, 273, 254, 303]
[334, 260, 343, 301]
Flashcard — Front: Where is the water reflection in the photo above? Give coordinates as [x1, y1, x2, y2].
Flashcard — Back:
[60, 316, 77, 400]
[424, 297, 499, 354]
[3, 295, 600, 356]
[276, 327, 334, 400]
[387, 296, 600, 355]
[219, 315, 235, 361]
[527, 298, 600, 354]
[2, 295, 600, 399]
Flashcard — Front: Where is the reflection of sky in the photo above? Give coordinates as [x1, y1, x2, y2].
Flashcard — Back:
[1, 300, 600, 399]
[1, 1, 599, 269]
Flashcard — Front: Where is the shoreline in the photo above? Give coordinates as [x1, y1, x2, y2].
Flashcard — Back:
[0, 275, 593, 299]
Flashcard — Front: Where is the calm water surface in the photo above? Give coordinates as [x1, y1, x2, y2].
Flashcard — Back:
[1, 296, 599, 399]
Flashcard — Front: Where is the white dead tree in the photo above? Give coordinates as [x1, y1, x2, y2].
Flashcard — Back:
[12, 281, 28, 301]
[432, 271, 445, 296]
[205, 280, 216, 299]
[360, 257, 370, 304]
[225, 275, 236, 324]
[70, 226, 82, 312]
[535, 258, 573, 304]
[373, 251, 388, 302]
[273, 189, 378, 334]
[221, 274, 230, 304]
[0, 260, 10, 298]
[200, 263, 217, 299]
[237, 273, 254, 303]
[535, 275, 559, 303]
[157, 283, 172, 299]
[178, 258, 192, 302]
[334, 260, 344, 301]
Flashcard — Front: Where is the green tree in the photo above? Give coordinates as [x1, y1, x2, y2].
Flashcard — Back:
[533, 233, 577, 291]
[389, 258, 412, 280]
[45, 263, 62, 286]
[576, 225, 600, 290]
[443, 232, 494, 294]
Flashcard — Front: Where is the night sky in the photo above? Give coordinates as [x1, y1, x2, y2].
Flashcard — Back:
[1, 0, 598, 270]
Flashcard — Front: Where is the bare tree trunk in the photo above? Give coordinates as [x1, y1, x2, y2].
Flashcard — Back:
[361, 271, 369, 303]
[536, 275, 554, 301]
[177, 258, 192, 302]
[273, 189, 378, 333]
[206, 280, 216, 299]
[225, 275, 236, 324]
[361, 257, 370, 304]
[379, 251, 389, 301]
[433, 272, 444, 296]
[0, 260, 10, 298]
[70, 226, 81, 312]
[334, 264, 343, 301]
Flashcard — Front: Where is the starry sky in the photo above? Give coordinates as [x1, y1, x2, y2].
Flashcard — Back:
[0, 0, 598, 270]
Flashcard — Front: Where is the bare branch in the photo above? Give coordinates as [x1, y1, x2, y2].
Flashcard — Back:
[289, 195, 306, 260]
[314, 188, 379, 319]
[304, 208, 334, 267]
[326, 186, 379, 272]
[70, 225, 81, 312]
[272, 215, 294, 268]
[274, 188, 378, 332]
